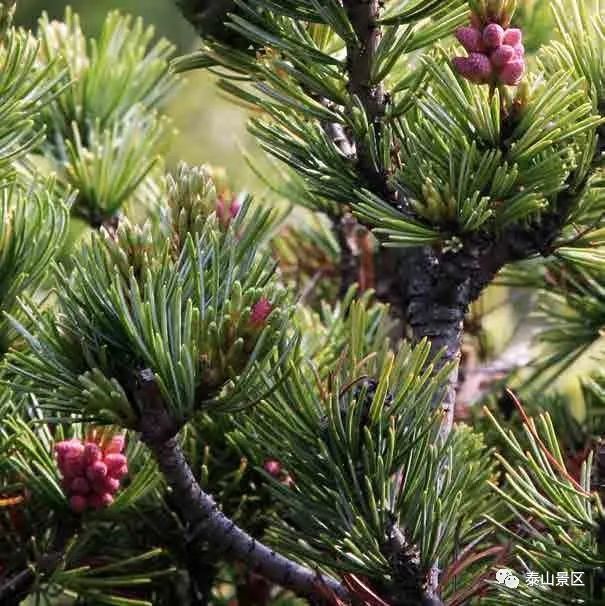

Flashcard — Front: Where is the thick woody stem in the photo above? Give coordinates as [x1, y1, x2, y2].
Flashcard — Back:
[407, 275, 465, 440]
[136, 370, 348, 602]
[341, 3, 451, 602]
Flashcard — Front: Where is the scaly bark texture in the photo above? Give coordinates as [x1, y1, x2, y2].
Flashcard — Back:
[136, 370, 348, 602]
[404, 248, 469, 441]
[401, 187, 581, 440]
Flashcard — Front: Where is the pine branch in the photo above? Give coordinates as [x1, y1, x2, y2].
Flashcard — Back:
[342, 0, 391, 198]
[0, 519, 76, 605]
[136, 369, 349, 602]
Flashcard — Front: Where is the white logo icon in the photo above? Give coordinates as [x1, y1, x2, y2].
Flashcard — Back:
[495, 568, 520, 589]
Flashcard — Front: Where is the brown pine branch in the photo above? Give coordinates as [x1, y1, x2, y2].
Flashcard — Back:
[135, 369, 349, 603]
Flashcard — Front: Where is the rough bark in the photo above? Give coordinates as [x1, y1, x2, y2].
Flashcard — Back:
[384, 523, 445, 606]
[135, 369, 348, 602]
[400, 186, 581, 438]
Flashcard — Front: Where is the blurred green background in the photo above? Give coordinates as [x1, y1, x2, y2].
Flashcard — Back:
[15, 0, 258, 189]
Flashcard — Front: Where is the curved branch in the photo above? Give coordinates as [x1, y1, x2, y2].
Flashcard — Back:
[136, 370, 348, 602]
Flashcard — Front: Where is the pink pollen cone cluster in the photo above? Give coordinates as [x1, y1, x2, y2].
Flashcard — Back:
[250, 297, 273, 327]
[55, 435, 128, 513]
[453, 21, 524, 86]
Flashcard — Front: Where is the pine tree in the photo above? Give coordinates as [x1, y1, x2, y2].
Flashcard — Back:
[3, 0, 605, 604]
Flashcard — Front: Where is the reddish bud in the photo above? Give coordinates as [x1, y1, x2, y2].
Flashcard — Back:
[281, 474, 295, 488]
[250, 297, 272, 327]
[69, 494, 87, 514]
[503, 28, 522, 46]
[216, 196, 227, 225]
[105, 435, 125, 454]
[453, 53, 493, 84]
[100, 492, 114, 507]
[455, 27, 483, 53]
[499, 60, 525, 85]
[83, 442, 102, 465]
[110, 464, 129, 480]
[483, 23, 505, 49]
[216, 195, 240, 228]
[263, 459, 282, 477]
[104, 477, 121, 493]
[105, 453, 127, 472]
[61, 454, 85, 478]
[230, 198, 241, 219]
[491, 45, 515, 68]
[71, 477, 91, 495]
[86, 461, 108, 481]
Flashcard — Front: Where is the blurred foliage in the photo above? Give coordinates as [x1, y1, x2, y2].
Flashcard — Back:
[15, 0, 261, 190]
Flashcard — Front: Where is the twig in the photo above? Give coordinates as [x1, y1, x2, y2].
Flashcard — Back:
[136, 369, 349, 602]
[0, 520, 75, 604]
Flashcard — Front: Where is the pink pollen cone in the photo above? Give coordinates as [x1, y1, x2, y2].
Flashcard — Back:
[491, 45, 515, 68]
[455, 26, 483, 52]
[55, 439, 84, 459]
[503, 28, 522, 46]
[250, 297, 272, 327]
[61, 454, 85, 479]
[263, 459, 282, 477]
[500, 60, 525, 85]
[105, 453, 127, 473]
[71, 477, 91, 495]
[513, 43, 524, 59]
[69, 494, 87, 514]
[92, 476, 120, 494]
[453, 53, 493, 84]
[483, 23, 505, 49]
[110, 465, 128, 480]
[104, 477, 121, 493]
[56, 435, 128, 512]
[83, 442, 101, 465]
[105, 435, 125, 454]
[230, 198, 241, 219]
[86, 460, 108, 481]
